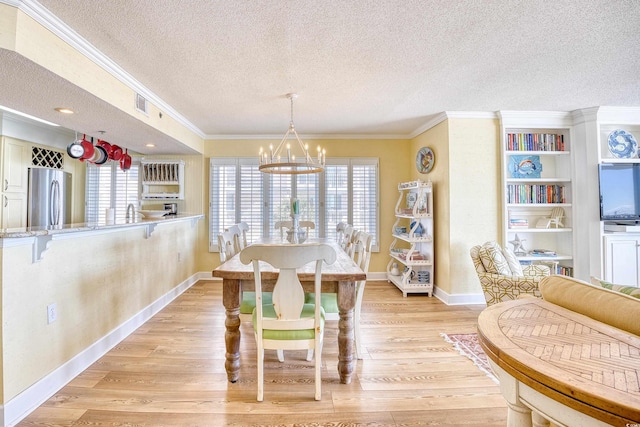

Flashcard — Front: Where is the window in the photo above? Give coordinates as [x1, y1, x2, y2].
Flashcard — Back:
[85, 162, 139, 223]
[209, 157, 379, 252]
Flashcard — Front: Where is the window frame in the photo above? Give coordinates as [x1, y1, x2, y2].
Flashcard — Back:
[209, 157, 379, 252]
[85, 161, 140, 224]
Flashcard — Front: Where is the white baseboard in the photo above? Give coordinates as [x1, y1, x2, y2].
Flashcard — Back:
[367, 272, 486, 305]
[4, 273, 201, 427]
[433, 287, 486, 305]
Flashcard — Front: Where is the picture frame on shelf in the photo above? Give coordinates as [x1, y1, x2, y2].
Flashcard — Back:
[508, 155, 542, 178]
[406, 192, 417, 209]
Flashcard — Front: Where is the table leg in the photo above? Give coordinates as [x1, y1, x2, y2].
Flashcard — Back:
[489, 360, 533, 427]
[337, 280, 356, 384]
[222, 279, 241, 383]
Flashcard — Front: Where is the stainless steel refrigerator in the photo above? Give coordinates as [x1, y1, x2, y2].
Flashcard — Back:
[27, 168, 72, 228]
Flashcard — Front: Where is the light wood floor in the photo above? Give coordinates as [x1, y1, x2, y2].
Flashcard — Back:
[18, 280, 507, 426]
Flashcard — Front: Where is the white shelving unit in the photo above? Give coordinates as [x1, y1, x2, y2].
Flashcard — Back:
[586, 107, 640, 284]
[499, 112, 575, 276]
[386, 180, 434, 297]
[141, 160, 185, 200]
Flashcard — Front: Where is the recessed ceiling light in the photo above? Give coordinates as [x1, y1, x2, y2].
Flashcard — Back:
[54, 107, 74, 114]
[145, 143, 156, 147]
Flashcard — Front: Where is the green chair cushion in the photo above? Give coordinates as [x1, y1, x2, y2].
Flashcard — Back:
[240, 292, 273, 314]
[253, 303, 325, 340]
[305, 292, 338, 314]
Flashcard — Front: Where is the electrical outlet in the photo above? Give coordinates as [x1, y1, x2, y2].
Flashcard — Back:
[47, 303, 57, 324]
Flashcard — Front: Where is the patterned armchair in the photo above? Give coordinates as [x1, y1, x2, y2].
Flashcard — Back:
[470, 241, 550, 306]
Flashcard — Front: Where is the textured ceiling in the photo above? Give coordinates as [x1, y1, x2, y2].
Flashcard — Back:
[2, 0, 640, 154]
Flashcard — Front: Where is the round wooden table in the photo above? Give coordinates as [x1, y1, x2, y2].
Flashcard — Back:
[477, 298, 640, 426]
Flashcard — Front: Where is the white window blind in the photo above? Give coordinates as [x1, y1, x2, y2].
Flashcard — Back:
[209, 157, 379, 252]
[351, 159, 379, 250]
[209, 158, 265, 250]
[324, 163, 349, 241]
[85, 162, 139, 223]
[238, 159, 263, 243]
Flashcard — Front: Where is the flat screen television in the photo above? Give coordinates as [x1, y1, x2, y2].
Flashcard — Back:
[599, 163, 640, 222]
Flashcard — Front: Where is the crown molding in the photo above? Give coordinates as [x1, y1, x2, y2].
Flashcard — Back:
[205, 133, 409, 141]
[207, 111, 501, 140]
[408, 111, 498, 139]
[13, 0, 205, 139]
[595, 106, 640, 125]
[498, 110, 573, 128]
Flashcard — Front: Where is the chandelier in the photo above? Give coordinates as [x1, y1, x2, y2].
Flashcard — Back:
[259, 93, 325, 174]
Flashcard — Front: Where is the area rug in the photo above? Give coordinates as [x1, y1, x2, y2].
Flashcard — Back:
[441, 333, 499, 384]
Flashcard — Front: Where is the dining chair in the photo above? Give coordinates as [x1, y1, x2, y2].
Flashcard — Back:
[240, 243, 337, 401]
[274, 220, 292, 239]
[306, 230, 372, 359]
[225, 224, 244, 253]
[275, 220, 315, 239]
[219, 227, 273, 328]
[336, 222, 347, 245]
[238, 222, 249, 247]
[346, 228, 360, 259]
[217, 229, 237, 262]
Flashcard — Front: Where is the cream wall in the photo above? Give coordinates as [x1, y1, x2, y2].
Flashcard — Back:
[201, 138, 412, 273]
[410, 117, 501, 296]
[410, 121, 450, 292]
[0, 220, 199, 403]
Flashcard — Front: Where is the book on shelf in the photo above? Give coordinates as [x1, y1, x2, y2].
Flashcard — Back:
[509, 218, 529, 228]
[507, 184, 566, 204]
[398, 252, 426, 261]
[530, 248, 557, 256]
[506, 133, 565, 152]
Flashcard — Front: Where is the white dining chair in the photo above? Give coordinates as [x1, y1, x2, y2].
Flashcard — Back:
[219, 227, 273, 327]
[275, 220, 315, 239]
[238, 222, 250, 247]
[240, 243, 336, 401]
[225, 224, 244, 253]
[274, 220, 292, 239]
[217, 229, 237, 262]
[307, 230, 372, 359]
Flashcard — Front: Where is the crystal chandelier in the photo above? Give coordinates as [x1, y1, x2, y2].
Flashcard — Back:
[259, 93, 325, 174]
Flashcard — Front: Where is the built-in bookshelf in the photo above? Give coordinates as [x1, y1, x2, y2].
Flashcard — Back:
[499, 112, 575, 276]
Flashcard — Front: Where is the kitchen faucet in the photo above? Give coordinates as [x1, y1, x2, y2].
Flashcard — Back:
[126, 203, 135, 222]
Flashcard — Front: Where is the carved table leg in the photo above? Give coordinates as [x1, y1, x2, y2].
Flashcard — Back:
[222, 279, 241, 383]
[337, 280, 356, 384]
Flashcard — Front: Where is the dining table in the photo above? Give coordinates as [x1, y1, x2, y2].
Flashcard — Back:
[212, 237, 366, 384]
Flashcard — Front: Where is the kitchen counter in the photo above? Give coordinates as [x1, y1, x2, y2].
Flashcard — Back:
[0, 214, 203, 239]
[0, 214, 203, 262]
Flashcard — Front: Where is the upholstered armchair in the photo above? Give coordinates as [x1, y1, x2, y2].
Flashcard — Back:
[470, 241, 550, 306]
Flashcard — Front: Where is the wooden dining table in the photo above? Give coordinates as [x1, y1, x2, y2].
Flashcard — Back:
[212, 238, 366, 384]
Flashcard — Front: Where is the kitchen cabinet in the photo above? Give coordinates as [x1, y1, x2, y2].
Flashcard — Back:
[1, 137, 29, 228]
[603, 233, 640, 287]
[141, 160, 185, 200]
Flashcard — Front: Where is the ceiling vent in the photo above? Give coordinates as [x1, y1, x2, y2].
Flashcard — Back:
[135, 93, 149, 115]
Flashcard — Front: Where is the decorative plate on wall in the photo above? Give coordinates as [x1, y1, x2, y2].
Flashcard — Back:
[416, 147, 434, 173]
